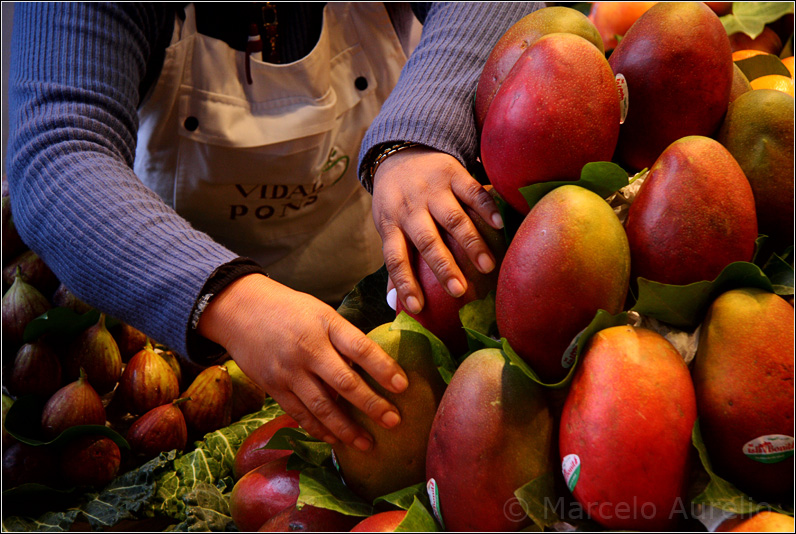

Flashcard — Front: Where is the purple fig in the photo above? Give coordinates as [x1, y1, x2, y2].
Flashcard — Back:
[2, 441, 58, 490]
[59, 434, 121, 488]
[156, 348, 183, 388]
[2, 196, 27, 264]
[117, 339, 179, 415]
[180, 365, 233, 436]
[63, 313, 122, 394]
[126, 398, 189, 458]
[2, 394, 16, 448]
[109, 322, 148, 362]
[2, 268, 52, 353]
[225, 359, 268, 421]
[41, 369, 106, 440]
[7, 340, 62, 398]
[51, 283, 93, 314]
[2, 250, 59, 298]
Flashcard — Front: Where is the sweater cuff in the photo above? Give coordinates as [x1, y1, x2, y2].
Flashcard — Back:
[185, 257, 267, 365]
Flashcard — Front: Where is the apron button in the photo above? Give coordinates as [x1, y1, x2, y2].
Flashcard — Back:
[354, 76, 368, 91]
[184, 116, 199, 131]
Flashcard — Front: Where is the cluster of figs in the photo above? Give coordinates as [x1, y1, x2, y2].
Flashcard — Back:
[2, 184, 268, 491]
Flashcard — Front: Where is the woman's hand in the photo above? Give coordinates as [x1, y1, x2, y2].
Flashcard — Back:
[372, 146, 503, 314]
[197, 273, 408, 451]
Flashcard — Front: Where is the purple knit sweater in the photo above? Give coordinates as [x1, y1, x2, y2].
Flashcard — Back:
[6, 2, 542, 360]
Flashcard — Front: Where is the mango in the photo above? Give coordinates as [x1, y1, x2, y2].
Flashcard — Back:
[230, 457, 300, 532]
[717, 89, 795, 248]
[332, 323, 447, 502]
[234, 413, 299, 480]
[474, 6, 604, 132]
[496, 185, 630, 384]
[258, 504, 360, 532]
[396, 200, 506, 357]
[716, 511, 796, 532]
[692, 288, 794, 501]
[559, 326, 697, 531]
[480, 32, 620, 215]
[426, 348, 553, 532]
[625, 136, 758, 286]
[350, 510, 408, 532]
[608, 2, 733, 171]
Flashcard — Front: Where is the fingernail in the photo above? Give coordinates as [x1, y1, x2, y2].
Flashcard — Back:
[447, 278, 465, 298]
[391, 373, 408, 392]
[381, 410, 401, 428]
[491, 212, 504, 229]
[477, 253, 495, 273]
[406, 296, 422, 314]
[386, 288, 397, 310]
[354, 436, 372, 452]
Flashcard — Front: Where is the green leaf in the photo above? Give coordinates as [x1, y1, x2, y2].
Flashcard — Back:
[519, 161, 629, 212]
[374, 483, 429, 511]
[2, 510, 81, 532]
[337, 265, 395, 334]
[690, 419, 793, 515]
[297, 466, 373, 517]
[734, 54, 791, 81]
[22, 308, 120, 344]
[459, 291, 499, 357]
[514, 472, 562, 530]
[391, 312, 457, 384]
[168, 481, 234, 532]
[632, 262, 775, 330]
[264, 426, 332, 467]
[761, 249, 795, 296]
[395, 496, 440, 532]
[152, 400, 284, 521]
[721, 2, 794, 39]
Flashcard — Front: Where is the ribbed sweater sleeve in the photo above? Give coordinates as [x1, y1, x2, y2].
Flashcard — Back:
[6, 3, 241, 359]
[358, 2, 545, 191]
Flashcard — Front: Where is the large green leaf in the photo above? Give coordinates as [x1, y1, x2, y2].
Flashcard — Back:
[337, 265, 395, 334]
[265, 426, 332, 468]
[22, 307, 119, 344]
[395, 496, 440, 532]
[690, 419, 793, 516]
[519, 161, 629, 212]
[632, 262, 777, 330]
[391, 312, 457, 384]
[374, 483, 429, 511]
[721, 2, 794, 39]
[167, 481, 234, 532]
[734, 54, 791, 81]
[1, 510, 81, 532]
[297, 466, 373, 517]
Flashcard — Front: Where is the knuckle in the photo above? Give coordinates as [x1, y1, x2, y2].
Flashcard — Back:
[308, 395, 335, 421]
[414, 230, 438, 256]
[362, 393, 385, 417]
[332, 367, 360, 394]
[442, 208, 468, 234]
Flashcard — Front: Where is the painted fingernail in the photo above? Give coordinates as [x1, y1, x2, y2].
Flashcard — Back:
[477, 253, 495, 273]
[386, 288, 397, 310]
[382, 410, 401, 428]
[491, 212, 504, 229]
[447, 278, 465, 298]
[354, 436, 372, 452]
[391, 373, 408, 392]
[406, 296, 422, 314]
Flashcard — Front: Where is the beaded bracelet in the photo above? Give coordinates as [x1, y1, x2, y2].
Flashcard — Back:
[369, 141, 421, 182]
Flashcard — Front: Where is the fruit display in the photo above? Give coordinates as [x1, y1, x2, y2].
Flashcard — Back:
[2, 2, 794, 533]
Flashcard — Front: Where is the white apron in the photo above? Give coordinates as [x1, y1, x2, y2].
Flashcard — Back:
[134, 3, 411, 303]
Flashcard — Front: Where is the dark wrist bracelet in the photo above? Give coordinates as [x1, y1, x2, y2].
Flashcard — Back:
[368, 141, 421, 182]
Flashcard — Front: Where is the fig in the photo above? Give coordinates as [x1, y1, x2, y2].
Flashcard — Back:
[2, 196, 27, 264]
[233, 413, 299, 480]
[2, 250, 59, 298]
[109, 322, 149, 362]
[117, 339, 179, 415]
[156, 348, 183, 387]
[2, 394, 16, 448]
[52, 283, 93, 314]
[225, 359, 268, 421]
[41, 369, 106, 440]
[63, 313, 123, 395]
[126, 398, 189, 459]
[2, 268, 52, 354]
[7, 339, 63, 398]
[2, 441, 58, 490]
[180, 365, 233, 436]
[59, 434, 121, 488]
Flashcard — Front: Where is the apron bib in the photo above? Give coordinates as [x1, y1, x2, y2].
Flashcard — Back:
[135, 3, 410, 303]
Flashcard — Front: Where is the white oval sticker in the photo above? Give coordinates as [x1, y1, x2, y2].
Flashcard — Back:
[426, 478, 445, 529]
[743, 435, 795, 464]
[616, 73, 629, 124]
[561, 454, 581, 493]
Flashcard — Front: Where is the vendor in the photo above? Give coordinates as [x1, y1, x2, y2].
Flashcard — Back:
[6, 2, 542, 451]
